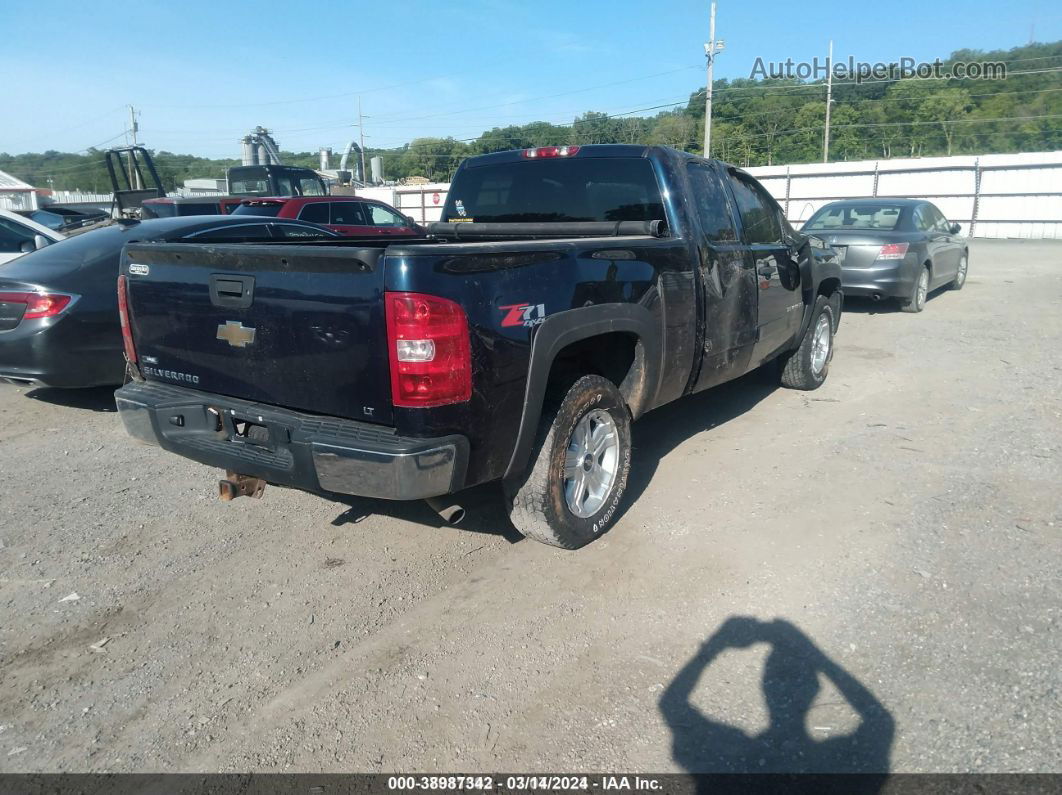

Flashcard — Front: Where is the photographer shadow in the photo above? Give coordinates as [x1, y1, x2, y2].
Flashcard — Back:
[660, 617, 894, 785]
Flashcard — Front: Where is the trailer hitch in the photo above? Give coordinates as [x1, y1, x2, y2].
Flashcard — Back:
[218, 471, 266, 501]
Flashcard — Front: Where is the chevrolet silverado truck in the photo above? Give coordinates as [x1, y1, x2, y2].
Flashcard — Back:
[114, 145, 842, 549]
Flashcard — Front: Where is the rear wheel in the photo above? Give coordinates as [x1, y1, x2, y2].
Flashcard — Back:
[779, 296, 834, 391]
[505, 375, 631, 549]
[950, 253, 968, 291]
[900, 266, 929, 313]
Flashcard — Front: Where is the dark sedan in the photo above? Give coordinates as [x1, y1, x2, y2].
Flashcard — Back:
[802, 199, 968, 312]
[0, 215, 340, 388]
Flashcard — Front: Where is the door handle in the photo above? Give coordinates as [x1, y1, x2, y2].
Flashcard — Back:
[209, 274, 255, 309]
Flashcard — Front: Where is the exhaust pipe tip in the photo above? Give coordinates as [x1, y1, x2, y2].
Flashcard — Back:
[426, 497, 466, 525]
[871, 292, 882, 301]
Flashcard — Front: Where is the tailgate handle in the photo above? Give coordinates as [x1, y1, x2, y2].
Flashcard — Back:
[209, 274, 255, 309]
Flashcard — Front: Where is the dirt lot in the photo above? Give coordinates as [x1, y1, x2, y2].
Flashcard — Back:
[0, 239, 1059, 774]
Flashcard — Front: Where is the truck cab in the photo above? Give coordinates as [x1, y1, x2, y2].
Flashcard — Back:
[227, 165, 328, 198]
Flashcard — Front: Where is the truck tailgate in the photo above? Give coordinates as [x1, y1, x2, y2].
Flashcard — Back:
[122, 242, 392, 424]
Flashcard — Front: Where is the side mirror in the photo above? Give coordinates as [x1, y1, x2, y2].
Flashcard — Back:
[405, 216, 417, 227]
[777, 251, 802, 291]
[19, 240, 36, 254]
[34, 234, 51, 250]
[949, 222, 961, 235]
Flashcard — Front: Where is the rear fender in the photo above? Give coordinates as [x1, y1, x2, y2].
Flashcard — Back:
[503, 304, 661, 480]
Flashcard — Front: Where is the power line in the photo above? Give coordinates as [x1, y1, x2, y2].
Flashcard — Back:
[365, 65, 704, 126]
[704, 66, 1062, 99]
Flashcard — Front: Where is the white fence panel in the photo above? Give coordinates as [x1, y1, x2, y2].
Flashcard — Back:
[790, 173, 877, 200]
[748, 151, 1062, 239]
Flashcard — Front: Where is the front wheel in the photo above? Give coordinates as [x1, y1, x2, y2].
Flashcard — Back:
[505, 375, 632, 549]
[779, 295, 835, 390]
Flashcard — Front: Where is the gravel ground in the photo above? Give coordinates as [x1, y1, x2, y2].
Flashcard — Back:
[0, 239, 1058, 773]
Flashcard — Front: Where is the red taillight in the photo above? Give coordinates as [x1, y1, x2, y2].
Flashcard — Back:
[116, 275, 137, 364]
[385, 292, 471, 408]
[876, 243, 909, 261]
[522, 145, 581, 159]
[0, 291, 73, 320]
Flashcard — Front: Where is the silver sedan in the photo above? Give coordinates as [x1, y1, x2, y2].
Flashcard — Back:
[802, 198, 968, 312]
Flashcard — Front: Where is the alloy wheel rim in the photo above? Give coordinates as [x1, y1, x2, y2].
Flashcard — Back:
[917, 270, 929, 307]
[811, 314, 831, 375]
[564, 409, 620, 518]
[958, 257, 968, 285]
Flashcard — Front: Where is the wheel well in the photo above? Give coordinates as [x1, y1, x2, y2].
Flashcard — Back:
[817, 277, 840, 298]
[924, 258, 932, 276]
[544, 332, 642, 413]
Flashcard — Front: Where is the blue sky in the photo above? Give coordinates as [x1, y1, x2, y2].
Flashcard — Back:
[2, 0, 1059, 158]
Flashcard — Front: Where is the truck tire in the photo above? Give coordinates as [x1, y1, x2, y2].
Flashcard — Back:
[950, 253, 968, 291]
[900, 266, 930, 312]
[505, 375, 631, 549]
[779, 295, 834, 390]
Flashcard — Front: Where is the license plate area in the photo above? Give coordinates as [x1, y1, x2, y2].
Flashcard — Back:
[210, 407, 292, 451]
[231, 417, 271, 447]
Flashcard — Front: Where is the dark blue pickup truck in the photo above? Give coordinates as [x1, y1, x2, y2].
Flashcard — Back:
[115, 145, 842, 549]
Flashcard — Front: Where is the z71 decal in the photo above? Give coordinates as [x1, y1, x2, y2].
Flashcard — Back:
[500, 303, 547, 328]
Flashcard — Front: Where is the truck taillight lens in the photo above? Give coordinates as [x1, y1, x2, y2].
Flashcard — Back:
[116, 275, 137, 364]
[876, 243, 909, 260]
[0, 291, 74, 320]
[522, 145, 580, 159]
[385, 292, 471, 408]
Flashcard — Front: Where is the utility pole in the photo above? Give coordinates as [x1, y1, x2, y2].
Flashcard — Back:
[358, 97, 368, 185]
[128, 104, 141, 189]
[702, 2, 725, 158]
[823, 40, 833, 163]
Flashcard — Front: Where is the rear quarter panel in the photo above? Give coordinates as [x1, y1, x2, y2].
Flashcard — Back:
[383, 233, 690, 487]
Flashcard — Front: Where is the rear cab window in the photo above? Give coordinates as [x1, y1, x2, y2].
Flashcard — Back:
[806, 204, 905, 231]
[444, 156, 665, 224]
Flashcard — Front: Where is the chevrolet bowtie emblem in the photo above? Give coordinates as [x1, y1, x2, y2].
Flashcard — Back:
[216, 321, 256, 348]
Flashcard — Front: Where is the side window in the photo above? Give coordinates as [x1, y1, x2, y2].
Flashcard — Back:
[686, 163, 737, 242]
[913, 206, 933, 232]
[329, 202, 367, 226]
[0, 218, 36, 253]
[728, 172, 783, 245]
[367, 204, 405, 227]
[275, 176, 295, 196]
[927, 205, 950, 232]
[298, 177, 325, 196]
[298, 203, 330, 224]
